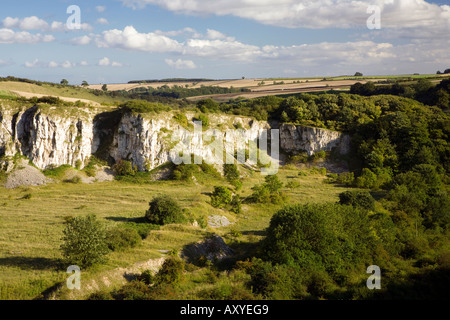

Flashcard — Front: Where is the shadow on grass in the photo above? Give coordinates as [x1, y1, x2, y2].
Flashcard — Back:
[105, 217, 148, 224]
[0, 256, 63, 271]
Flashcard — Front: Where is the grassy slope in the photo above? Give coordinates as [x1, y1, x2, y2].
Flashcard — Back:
[0, 165, 348, 300]
[0, 81, 125, 105]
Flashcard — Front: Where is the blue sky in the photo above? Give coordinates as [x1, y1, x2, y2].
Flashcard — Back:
[0, 0, 449, 84]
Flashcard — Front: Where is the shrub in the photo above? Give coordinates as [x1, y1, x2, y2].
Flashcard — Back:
[250, 175, 286, 204]
[145, 195, 185, 225]
[355, 168, 377, 189]
[195, 114, 209, 128]
[106, 227, 141, 251]
[113, 160, 137, 176]
[155, 256, 185, 286]
[210, 186, 232, 208]
[224, 164, 240, 182]
[339, 190, 375, 211]
[262, 203, 375, 275]
[230, 195, 242, 214]
[88, 291, 114, 300]
[336, 172, 355, 185]
[113, 280, 151, 300]
[172, 163, 196, 181]
[137, 270, 155, 285]
[60, 214, 110, 267]
[173, 113, 189, 127]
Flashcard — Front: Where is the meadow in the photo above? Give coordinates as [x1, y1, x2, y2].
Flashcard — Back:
[0, 164, 346, 300]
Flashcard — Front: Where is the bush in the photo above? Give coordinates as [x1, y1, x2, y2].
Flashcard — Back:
[262, 203, 375, 275]
[60, 214, 110, 267]
[210, 186, 232, 208]
[172, 163, 196, 181]
[195, 114, 209, 128]
[106, 227, 141, 251]
[137, 269, 155, 285]
[250, 175, 286, 204]
[155, 256, 185, 286]
[113, 160, 137, 176]
[230, 195, 242, 214]
[355, 168, 377, 189]
[339, 190, 375, 211]
[145, 195, 185, 225]
[224, 164, 240, 182]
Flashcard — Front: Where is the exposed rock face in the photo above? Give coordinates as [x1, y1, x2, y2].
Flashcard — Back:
[279, 123, 350, 156]
[1, 106, 95, 170]
[0, 105, 350, 172]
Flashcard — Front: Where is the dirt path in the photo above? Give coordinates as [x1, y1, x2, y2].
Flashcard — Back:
[50, 257, 166, 300]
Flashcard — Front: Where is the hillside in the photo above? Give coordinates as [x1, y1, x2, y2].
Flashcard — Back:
[0, 77, 449, 301]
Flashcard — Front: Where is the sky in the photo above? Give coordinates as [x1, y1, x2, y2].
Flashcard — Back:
[0, 0, 449, 84]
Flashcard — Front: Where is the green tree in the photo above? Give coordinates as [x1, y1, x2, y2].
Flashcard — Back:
[102, 84, 108, 91]
[263, 203, 375, 274]
[60, 79, 69, 86]
[60, 214, 110, 267]
[210, 186, 232, 208]
[81, 80, 89, 87]
[339, 190, 375, 211]
[145, 195, 185, 225]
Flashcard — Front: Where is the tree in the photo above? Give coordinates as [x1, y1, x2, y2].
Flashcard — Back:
[60, 79, 69, 85]
[263, 203, 375, 273]
[81, 80, 89, 87]
[145, 195, 184, 225]
[354, 72, 363, 77]
[210, 186, 232, 208]
[102, 84, 108, 91]
[60, 214, 109, 267]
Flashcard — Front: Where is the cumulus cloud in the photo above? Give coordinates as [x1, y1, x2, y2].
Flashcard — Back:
[96, 18, 109, 25]
[120, 0, 450, 33]
[94, 25, 183, 53]
[0, 28, 54, 44]
[24, 59, 90, 68]
[70, 35, 92, 45]
[2, 16, 93, 32]
[98, 57, 123, 67]
[165, 58, 196, 69]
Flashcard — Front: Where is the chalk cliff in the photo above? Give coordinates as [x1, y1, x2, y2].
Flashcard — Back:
[0, 105, 350, 172]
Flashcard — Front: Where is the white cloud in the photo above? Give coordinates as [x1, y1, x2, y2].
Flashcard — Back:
[0, 28, 55, 44]
[24, 59, 88, 69]
[96, 6, 107, 13]
[183, 38, 260, 61]
[205, 29, 228, 40]
[121, 0, 450, 35]
[98, 57, 123, 67]
[48, 61, 59, 68]
[155, 27, 201, 38]
[96, 18, 109, 25]
[98, 57, 111, 66]
[70, 35, 92, 45]
[165, 58, 197, 69]
[94, 25, 183, 53]
[2, 16, 93, 32]
[80, 61, 89, 66]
